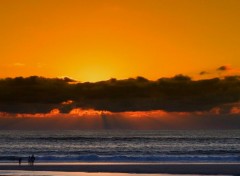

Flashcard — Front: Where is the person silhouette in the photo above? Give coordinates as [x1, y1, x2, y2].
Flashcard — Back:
[31, 154, 35, 166]
[18, 157, 22, 166]
[28, 156, 31, 165]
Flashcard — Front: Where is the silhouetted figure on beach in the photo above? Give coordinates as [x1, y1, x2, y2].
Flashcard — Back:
[28, 156, 31, 165]
[18, 157, 22, 166]
[31, 154, 35, 166]
[27, 155, 36, 166]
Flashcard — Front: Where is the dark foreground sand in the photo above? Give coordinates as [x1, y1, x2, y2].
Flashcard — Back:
[0, 163, 240, 175]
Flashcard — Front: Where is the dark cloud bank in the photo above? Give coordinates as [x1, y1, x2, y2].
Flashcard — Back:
[0, 75, 240, 130]
[1, 75, 240, 113]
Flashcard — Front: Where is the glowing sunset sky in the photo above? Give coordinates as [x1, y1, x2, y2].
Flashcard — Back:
[1, 0, 240, 82]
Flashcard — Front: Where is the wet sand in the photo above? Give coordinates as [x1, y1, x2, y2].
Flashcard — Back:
[0, 163, 240, 175]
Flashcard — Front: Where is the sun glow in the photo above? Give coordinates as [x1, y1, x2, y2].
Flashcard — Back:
[79, 65, 114, 82]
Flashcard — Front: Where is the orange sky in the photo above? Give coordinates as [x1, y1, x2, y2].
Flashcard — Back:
[1, 0, 240, 82]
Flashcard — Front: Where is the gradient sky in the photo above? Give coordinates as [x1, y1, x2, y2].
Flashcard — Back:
[1, 0, 240, 82]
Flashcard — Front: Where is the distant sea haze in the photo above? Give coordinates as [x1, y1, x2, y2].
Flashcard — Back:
[0, 111, 240, 130]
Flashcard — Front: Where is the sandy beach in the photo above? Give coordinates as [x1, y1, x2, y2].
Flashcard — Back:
[0, 163, 240, 175]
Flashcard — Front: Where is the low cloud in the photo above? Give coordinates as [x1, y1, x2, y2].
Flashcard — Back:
[61, 100, 74, 105]
[217, 65, 232, 71]
[216, 65, 240, 76]
[230, 107, 240, 114]
[199, 71, 209, 75]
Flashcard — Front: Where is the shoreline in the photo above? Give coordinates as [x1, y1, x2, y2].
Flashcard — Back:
[0, 163, 240, 175]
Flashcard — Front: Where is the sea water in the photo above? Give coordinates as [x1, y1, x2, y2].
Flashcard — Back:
[0, 130, 239, 163]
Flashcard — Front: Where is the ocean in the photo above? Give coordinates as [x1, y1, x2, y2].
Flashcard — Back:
[0, 130, 239, 163]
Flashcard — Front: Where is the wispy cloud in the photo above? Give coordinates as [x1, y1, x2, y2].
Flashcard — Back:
[197, 65, 240, 79]
[13, 63, 25, 67]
